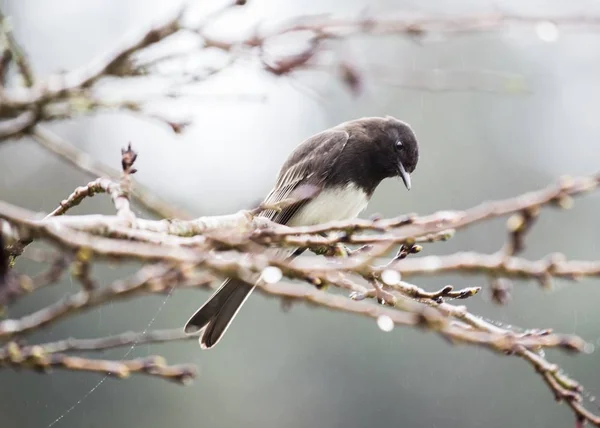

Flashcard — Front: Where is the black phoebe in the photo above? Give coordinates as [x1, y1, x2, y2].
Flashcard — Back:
[184, 116, 419, 348]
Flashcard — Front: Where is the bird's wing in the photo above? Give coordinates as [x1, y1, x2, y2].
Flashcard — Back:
[259, 129, 350, 225]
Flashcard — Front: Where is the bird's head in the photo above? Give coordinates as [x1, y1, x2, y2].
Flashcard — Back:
[382, 115, 419, 190]
[344, 116, 419, 191]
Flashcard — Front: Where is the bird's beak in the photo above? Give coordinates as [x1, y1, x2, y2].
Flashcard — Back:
[398, 162, 411, 190]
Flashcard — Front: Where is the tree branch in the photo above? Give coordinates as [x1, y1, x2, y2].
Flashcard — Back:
[0, 343, 196, 384]
[391, 252, 600, 286]
[2, 4, 600, 426]
[13, 328, 193, 355]
[1, 151, 599, 425]
[31, 126, 190, 220]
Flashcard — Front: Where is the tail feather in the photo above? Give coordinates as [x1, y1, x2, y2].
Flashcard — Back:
[184, 247, 302, 349]
[184, 279, 255, 349]
[200, 281, 255, 349]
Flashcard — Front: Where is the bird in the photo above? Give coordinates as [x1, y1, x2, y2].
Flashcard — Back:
[184, 116, 420, 349]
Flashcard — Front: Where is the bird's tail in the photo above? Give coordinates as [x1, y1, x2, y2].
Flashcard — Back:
[184, 278, 255, 349]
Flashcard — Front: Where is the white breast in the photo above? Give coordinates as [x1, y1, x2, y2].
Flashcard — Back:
[286, 183, 369, 227]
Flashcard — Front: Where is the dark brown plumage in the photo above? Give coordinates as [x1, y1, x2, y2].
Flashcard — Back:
[184, 116, 419, 349]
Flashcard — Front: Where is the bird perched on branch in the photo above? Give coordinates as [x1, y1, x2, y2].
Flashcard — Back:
[184, 116, 420, 349]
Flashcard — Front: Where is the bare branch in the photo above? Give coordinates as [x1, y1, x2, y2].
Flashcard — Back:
[254, 280, 586, 353]
[0, 9, 34, 86]
[31, 126, 190, 220]
[17, 328, 193, 354]
[257, 13, 600, 40]
[0, 343, 196, 384]
[1, 165, 598, 424]
[0, 264, 213, 339]
[0, 110, 35, 139]
[0, 7, 184, 110]
[2, 5, 600, 425]
[391, 252, 600, 286]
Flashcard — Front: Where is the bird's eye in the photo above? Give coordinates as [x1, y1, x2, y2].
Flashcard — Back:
[395, 140, 403, 149]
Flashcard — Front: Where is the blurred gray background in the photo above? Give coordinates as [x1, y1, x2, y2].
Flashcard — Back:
[1, 0, 600, 427]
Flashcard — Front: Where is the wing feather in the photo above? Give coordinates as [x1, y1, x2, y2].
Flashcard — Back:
[258, 130, 349, 225]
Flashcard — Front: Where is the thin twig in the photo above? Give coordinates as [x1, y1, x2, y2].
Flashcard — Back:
[31, 126, 189, 220]
[0, 265, 213, 338]
[0, 7, 185, 110]
[1, 5, 599, 425]
[11, 328, 193, 355]
[0, 110, 36, 139]
[0, 342, 196, 384]
[0, 9, 34, 86]
[389, 252, 600, 286]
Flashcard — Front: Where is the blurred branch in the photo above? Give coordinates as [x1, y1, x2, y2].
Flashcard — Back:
[0, 264, 213, 337]
[1, 142, 599, 423]
[0, 5, 184, 111]
[0, 110, 35, 138]
[1, 4, 596, 216]
[18, 328, 193, 354]
[31, 126, 190, 220]
[256, 12, 600, 39]
[392, 252, 600, 286]
[0, 255, 69, 306]
[0, 10, 34, 87]
[0, 342, 196, 383]
[1, 3, 600, 426]
[3, 6, 599, 142]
